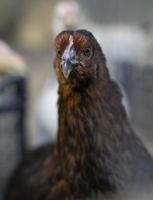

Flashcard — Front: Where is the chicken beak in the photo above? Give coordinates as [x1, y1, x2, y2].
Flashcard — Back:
[61, 43, 78, 79]
[62, 60, 73, 79]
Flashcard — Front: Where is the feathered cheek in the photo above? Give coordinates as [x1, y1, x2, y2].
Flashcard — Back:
[75, 61, 86, 71]
[74, 63, 93, 79]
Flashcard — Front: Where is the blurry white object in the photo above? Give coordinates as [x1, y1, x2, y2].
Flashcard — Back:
[0, 40, 26, 75]
[89, 24, 149, 68]
[36, 78, 58, 145]
[52, 0, 81, 37]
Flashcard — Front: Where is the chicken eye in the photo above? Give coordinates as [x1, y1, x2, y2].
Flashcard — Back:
[57, 49, 61, 57]
[82, 48, 93, 59]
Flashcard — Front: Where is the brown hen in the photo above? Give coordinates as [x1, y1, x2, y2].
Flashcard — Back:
[5, 30, 153, 200]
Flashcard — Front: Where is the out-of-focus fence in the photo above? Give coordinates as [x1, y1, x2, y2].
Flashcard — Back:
[127, 65, 153, 137]
[0, 75, 26, 200]
[117, 61, 153, 140]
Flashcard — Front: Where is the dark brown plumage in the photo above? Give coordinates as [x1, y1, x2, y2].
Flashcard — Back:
[5, 30, 153, 200]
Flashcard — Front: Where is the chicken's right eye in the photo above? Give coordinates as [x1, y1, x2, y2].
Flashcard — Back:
[57, 49, 61, 57]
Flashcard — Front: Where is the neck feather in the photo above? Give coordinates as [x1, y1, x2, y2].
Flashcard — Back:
[54, 79, 115, 197]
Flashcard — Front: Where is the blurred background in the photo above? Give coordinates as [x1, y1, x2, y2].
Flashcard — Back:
[0, 0, 153, 199]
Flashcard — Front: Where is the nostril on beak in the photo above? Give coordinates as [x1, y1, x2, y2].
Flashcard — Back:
[70, 50, 75, 59]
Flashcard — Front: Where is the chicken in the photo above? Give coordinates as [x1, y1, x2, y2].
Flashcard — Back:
[5, 29, 153, 200]
[36, 24, 149, 145]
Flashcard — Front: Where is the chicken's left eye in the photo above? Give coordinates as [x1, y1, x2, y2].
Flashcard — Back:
[82, 48, 93, 59]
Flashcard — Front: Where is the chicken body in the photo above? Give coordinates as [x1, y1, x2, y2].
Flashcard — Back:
[5, 30, 153, 200]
